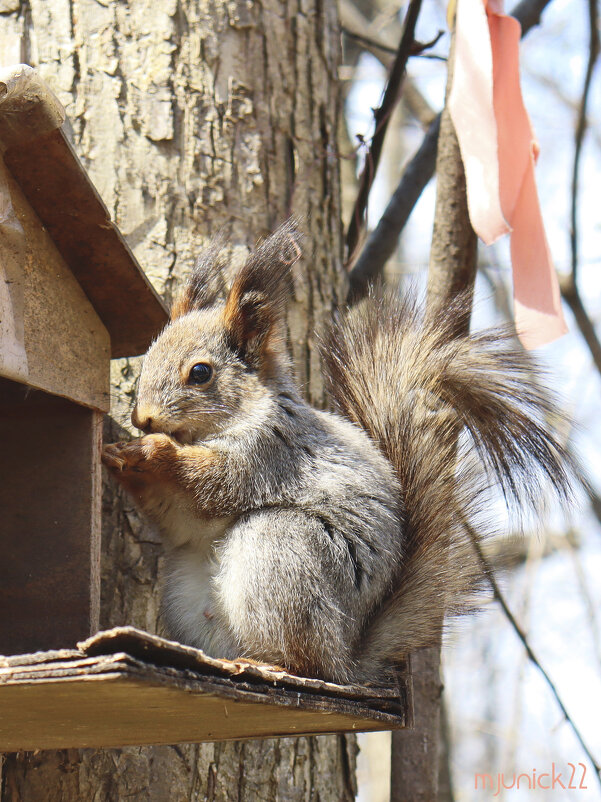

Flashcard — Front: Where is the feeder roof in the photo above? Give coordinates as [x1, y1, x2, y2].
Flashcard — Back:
[0, 65, 168, 358]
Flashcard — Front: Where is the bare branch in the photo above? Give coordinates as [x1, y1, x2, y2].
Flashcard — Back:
[344, 0, 424, 263]
[347, 115, 440, 303]
[338, 0, 436, 127]
[342, 28, 444, 60]
[341, 27, 398, 57]
[559, 273, 601, 375]
[468, 524, 601, 789]
[347, 0, 555, 302]
[570, 0, 600, 281]
[511, 0, 558, 34]
[338, 0, 400, 57]
[551, 0, 601, 416]
[427, 25, 478, 313]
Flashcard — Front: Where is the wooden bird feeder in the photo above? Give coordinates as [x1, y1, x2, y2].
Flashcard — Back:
[0, 65, 409, 751]
[0, 64, 168, 658]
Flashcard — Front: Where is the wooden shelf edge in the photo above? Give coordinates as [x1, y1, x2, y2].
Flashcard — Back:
[0, 627, 410, 750]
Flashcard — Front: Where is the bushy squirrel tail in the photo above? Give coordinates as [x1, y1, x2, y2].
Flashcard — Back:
[321, 291, 573, 676]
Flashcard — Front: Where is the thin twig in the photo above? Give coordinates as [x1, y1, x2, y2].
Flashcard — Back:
[342, 28, 445, 60]
[467, 523, 601, 789]
[511, 0, 560, 34]
[412, 31, 445, 56]
[347, 115, 440, 302]
[344, 0, 423, 263]
[342, 27, 399, 56]
[338, 0, 437, 128]
[571, 0, 600, 281]
[347, 0, 555, 301]
[557, 0, 601, 399]
[559, 273, 601, 375]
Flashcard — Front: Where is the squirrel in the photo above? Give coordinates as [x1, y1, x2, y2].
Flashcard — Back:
[102, 221, 572, 685]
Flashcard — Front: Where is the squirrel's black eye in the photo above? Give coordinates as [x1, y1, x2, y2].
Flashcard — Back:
[188, 363, 213, 385]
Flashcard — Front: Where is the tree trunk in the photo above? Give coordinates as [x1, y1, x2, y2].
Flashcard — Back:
[0, 1, 357, 799]
[390, 26, 477, 802]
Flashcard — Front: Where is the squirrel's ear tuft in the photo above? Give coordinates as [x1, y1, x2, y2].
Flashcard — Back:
[223, 220, 301, 364]
[171, 240, 227, 319]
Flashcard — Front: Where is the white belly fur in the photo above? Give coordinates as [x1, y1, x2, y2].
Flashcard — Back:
[156, 493, 239, 658]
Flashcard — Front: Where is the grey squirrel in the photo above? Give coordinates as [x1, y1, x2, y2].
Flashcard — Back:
[102, 221, 572, 685]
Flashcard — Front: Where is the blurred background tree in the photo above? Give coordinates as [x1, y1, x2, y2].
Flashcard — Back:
[345, 0, 601, 800]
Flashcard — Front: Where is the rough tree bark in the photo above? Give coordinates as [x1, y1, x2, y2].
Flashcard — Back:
[0, 1, 358, 799]
[390, 28, 477, 802]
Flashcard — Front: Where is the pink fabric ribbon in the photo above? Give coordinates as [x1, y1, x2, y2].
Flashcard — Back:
[449, 0, 567, 349]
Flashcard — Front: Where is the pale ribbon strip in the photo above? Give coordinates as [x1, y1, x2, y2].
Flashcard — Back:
[449, 0, 567, 349]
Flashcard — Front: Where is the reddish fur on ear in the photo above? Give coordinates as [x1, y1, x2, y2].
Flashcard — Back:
[223, 221, 301, 364]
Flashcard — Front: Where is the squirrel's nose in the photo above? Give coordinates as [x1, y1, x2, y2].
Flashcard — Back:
[131, 405, 154, 433]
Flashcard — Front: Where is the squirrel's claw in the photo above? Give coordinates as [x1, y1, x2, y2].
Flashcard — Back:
[101, 442, 128, 472]
[102, 434, 177, 475]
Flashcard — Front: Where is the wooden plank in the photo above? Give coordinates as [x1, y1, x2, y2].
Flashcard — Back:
[0, 157, 111, 411]
[89, 410, 103, 636]
[0, 380, 101, 655]
[3, 129, 168, 358]
[0, 672, 399, 751]
[0, 631, 409, 750]
[79, 627, 407, 704]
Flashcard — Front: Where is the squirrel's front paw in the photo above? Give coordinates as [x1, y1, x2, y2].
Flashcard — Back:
[102, 434, 177, 475]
